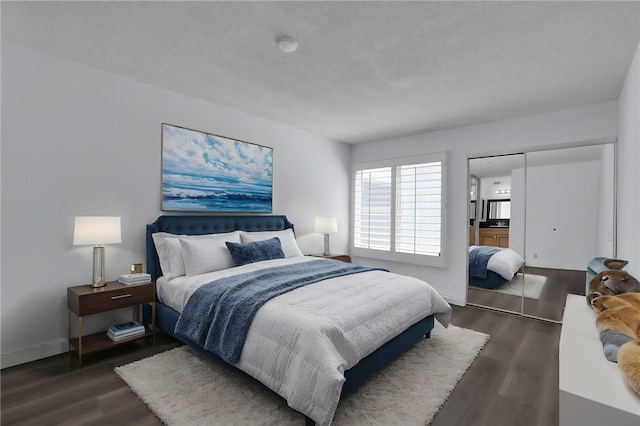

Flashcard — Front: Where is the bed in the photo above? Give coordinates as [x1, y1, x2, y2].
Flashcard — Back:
[145, 215, 451, 425]
[468, 245, 525, 289]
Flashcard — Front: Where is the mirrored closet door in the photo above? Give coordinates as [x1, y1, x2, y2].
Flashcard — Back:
[468, 154, 525, 316]
[467, 142, 616, 322]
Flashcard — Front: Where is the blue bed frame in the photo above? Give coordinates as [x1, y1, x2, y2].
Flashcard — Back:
[146, 215, 434, 423]
[469, 270, 508, 289]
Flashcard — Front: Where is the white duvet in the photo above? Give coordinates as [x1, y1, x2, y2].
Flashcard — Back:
[157, 256, 452, 425]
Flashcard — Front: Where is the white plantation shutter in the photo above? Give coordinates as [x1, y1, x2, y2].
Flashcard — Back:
[354, 167, 392, 250]
[395, 161, 442, 256]
[352, 152, 446, 267]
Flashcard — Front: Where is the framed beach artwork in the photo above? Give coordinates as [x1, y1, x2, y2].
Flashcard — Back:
[161, 123, 273, 212]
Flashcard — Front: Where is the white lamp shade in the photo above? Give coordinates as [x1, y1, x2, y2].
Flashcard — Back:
[315, 217, 337, 234]
[73, 216, 122, 245]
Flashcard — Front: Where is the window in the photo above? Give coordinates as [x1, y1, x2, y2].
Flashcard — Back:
[353, 166, 392, 251]
[352, 152, 446, 267]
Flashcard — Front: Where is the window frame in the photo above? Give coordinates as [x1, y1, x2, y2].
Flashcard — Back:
[351, 152, 447, 267]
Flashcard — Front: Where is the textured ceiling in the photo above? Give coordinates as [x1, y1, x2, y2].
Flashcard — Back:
[2, 1, 639, 144]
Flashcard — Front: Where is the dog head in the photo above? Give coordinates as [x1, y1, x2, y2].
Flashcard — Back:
[587, 269, 640, 305]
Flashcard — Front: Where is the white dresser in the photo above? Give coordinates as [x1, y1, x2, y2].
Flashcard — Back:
[559, 294, 640, 426]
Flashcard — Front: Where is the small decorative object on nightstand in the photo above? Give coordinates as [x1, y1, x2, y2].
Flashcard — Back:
[131, 263, 143, 274]
[67, 281, 155, 365]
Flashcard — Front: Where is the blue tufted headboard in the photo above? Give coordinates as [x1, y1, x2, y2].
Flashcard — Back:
[146, 215, 295, 281]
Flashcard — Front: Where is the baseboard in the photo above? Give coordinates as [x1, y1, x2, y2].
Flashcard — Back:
[442, 293, 466, 307]
[1, 338, 68, 369]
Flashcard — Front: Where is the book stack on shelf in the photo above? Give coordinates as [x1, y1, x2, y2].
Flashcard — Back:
[118, 273, 151, 285]
[107, 321, 145, 342]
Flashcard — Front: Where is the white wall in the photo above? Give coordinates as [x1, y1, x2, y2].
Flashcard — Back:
[596, 143, 616, 257]
[0, 42, 351, 367]
[352, 101, 619, 305]
[525, 161, 599, 270]
[617, 41, 640, 279]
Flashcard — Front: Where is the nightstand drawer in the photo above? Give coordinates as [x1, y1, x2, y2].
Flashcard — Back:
[68, 283, 155, 316]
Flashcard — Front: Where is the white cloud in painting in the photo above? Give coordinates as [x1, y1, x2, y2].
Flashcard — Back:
[162, 124, 272, 195]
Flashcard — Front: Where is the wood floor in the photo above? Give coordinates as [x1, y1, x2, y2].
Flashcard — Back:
[468, 267, 585, 322]
[431, 306, 560, 426]
[1, 304, 561, 426]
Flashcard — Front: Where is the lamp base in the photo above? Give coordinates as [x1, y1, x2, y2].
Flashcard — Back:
[92, 245, 107, 288]
[323, 233, 331, 257]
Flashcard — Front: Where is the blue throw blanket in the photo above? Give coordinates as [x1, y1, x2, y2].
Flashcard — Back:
[469, 246, 500, 278]
[174, 259, 388, 364]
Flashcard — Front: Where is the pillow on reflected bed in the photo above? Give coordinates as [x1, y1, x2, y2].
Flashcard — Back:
[487, 248, 525, 281]
[226, 238, 286, 267]
[240, 228, 303, 258]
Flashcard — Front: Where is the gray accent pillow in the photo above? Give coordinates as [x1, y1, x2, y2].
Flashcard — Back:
[226, 237, 286, 267]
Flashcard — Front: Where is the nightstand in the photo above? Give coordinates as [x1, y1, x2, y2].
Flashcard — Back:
[310, 254, 352, 263]
[67, 281, 155, 365]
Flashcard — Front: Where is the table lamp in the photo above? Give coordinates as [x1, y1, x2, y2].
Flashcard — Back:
[73, 216, 122, 287]
[315, 217, 337, 256]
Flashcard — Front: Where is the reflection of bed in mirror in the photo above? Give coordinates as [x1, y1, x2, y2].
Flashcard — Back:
[468, 245, 525, 289]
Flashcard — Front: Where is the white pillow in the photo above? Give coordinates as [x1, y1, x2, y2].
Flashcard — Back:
[180, 232, 242, 276]
[487, 248, 525, 280]
[151, 232, 177, 280]
[152, 231, 240, 280]
[164, 238, 187, 278]
[240, 229, 303, 258]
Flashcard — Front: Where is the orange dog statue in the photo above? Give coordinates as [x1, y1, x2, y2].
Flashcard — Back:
[591, 292, 640, 396]
[587, 259, 640, 305]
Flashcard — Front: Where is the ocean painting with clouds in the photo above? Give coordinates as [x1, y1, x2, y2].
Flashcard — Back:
[161, 124, 273, 212]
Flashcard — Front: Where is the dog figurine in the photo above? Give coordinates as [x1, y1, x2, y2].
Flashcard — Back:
[586, 259, 640, 305]
[590, 293, 640, 396]
[618, 338, 640, 396]
[591, 293, 640, 339]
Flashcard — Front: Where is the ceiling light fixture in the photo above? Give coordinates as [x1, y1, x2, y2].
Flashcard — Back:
[278, 37, 298, 53]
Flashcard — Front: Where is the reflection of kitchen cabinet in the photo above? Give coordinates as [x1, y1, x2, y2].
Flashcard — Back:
[479, 228, 509, 248]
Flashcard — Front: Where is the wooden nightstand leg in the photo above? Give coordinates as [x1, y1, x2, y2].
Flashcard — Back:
[77, 316, 82, 366]
[67, 309, 71, 353]
[152, 301, 156, 343]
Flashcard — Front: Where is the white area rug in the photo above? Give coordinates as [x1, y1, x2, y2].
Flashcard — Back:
[115, 323, 488, 426]
[473, 273, 547, 299]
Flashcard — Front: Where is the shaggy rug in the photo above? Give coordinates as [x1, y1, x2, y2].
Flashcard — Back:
[115, 323, 488, 426]
[473, 273, 547, 299]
